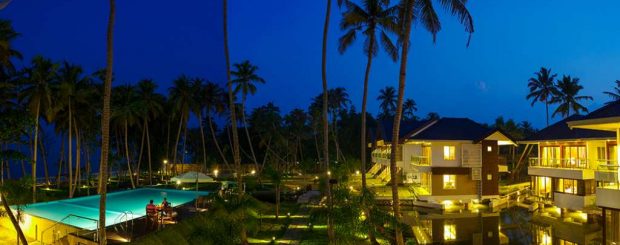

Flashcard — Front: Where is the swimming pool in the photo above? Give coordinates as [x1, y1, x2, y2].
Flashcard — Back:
[16, 188, 210, 230]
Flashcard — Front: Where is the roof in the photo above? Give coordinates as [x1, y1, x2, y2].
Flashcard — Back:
[375, 118, 430, 143]
[580, 100, 620, 120]
[409, 118, 493, 141]
[522, 114, 615, 142]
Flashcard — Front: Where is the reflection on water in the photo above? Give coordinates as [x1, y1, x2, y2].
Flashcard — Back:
[404, 207, 602, 244]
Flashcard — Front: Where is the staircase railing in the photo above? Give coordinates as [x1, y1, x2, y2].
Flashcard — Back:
[40, 214, 98, 245]
[113, 210, 135, 239]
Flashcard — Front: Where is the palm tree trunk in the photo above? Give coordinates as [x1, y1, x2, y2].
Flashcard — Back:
[321, 0, 334, 242]
[136, 121, 146, 186]
[1, 193, 28, 245]
[57, 134, 65, 188]
[181, 122, 188, 173]
[166, 115, 171, 160]
[391, 4, 414, 244]
[360, 34, 375, 243]
[208, 112, 229, 167]
[224, 0, 246, 243]
[172, 111, 184, 175]
[68, 102, 73, 198]
[39, 131, 50, 185]
[145, 119, 153, 185]
[72, 123, 81, 197]
[545, 99, 549, 126]
[86, 143, 91, 195]
[198, 110, 208, 169]
[124, 120, 136, 188]
[98, 2, 115, 243]
[241, 98, 259, 172]
[32, 101, 40, 203]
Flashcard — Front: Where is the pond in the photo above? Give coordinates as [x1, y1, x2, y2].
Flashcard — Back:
[403, 207, 602, 244]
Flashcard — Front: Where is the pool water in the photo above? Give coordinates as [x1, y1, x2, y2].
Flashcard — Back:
[17, 188, 210, 230]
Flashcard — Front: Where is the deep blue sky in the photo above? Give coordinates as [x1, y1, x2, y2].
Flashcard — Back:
[4, 0, 620, 130]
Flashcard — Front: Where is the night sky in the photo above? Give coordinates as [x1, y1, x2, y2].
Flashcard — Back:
[4, 0, 620, 129]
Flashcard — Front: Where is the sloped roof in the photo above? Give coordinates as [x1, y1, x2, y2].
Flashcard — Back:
[580, 100, 620, 120]
[375, 118, 430, 143]
[409, 118, 493, 141]
[523, 114, 615, 141]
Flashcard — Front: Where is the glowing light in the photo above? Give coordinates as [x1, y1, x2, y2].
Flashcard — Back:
[250, 170, 256, 175]
[19, 214, 32, 230]
[287, 212, 291, 217]
[163, 159, 168, 164]
[314, 176, 319, 180]
[272, 236, 276, 241]
[213, 169, 219, 177]
[349, 186, 354, 191]
[327, 171, 331, 176]
[444, 223, 456, 241]
[176, 180, 181, 185]
[355, 170, 360, 175]
[441, 200, 454, 209]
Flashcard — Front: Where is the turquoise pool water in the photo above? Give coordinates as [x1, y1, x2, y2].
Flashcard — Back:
[17, 188, 210, 230]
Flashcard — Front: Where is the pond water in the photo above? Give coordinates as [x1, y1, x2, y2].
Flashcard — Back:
[403, 207, 603, 244]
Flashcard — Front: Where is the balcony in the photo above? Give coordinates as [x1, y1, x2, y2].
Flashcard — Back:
[411, 155, 430, 166]
[595, 163, 619, 182]
[553, 192, 596, 210]
[528, 158, 594, 179]
[596, 187, 620, 209]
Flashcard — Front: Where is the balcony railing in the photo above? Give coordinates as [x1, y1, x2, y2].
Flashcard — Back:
[529, 157, 590, 169]
[411, 155, 430, 166]
[372, 152, 391, 159]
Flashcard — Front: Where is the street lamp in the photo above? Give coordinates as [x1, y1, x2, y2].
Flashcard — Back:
[213, 169, 219, 178]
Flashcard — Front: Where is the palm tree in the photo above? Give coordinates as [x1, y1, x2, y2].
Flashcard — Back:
[135, 79, 164, 185]
[551, 75, 593, 118]
[339, 3, 398, 227]
[99, 0, 115, 243]
[527, 67, 558, 126]
[223, 0, 245, 242]
[204, 81, 229, 168]
[189, 78, 209, 170]
[169, 75, 193, 174]
[328, 87, 350, 162]
[391, 1, 474, 244]
[0, 19, 22, 79]
[604, 80, 620, 104]
[112, 84, 140, 188]
[19, 56, 57, 202]
[231, 60, 265, 173]
[377, 86, 396, 119]
[403, 98, 417, 120]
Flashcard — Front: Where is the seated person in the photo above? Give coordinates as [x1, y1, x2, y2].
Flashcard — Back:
[161, 197, 173, 217]
[145, 200, 157, 228]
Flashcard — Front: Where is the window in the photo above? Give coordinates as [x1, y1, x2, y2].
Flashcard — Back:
[443, 175, 456, 189]
[444, 222, 456, 241]
[555, 178, 580, 195]
[597, 147, 606, 161]
[562, 146, 586, 168]
[532, 176, 552, 199]
[541, 146, 560, 167]
[443, 146, 456, 160]
[487, 146, 492, 152]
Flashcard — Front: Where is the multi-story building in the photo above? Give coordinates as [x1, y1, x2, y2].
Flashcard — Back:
[370, 117, 514, 204]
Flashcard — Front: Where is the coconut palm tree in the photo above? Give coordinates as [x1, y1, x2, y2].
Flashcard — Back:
[328, 87, 350, 162]
[551, 75, 593, 118]
[189, 77, 209, 169]
[403, 98, 417, 120]
[338, 3, 399, 223]
[135, 79, 163, 185]
[19, 56, 57, 202]
[169, 75, 193, 174]
[99, 1, 115, 243]
[377, 86, 396, 119]
[0, 19, 22, 79]
[231, 60, 265, 173]
[604, 80, 620, 104]
[391, 1, 474, 244]
[321, 0, 335, 241]
[527, 67, 558, 126]
[111, 84, 139, 188]
[204, 81, 229, 168]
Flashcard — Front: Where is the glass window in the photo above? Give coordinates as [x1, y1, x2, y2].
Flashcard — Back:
[443, 146, 456, 160]
[443, 222, 456, 241]
[563, 146, 586, 168]
[541, 146, 560, 167]
[605, 209, 620, 245]
[443, 175, 456, 189]
[532, 176, 552, 199]
[597, 147, 606, 161]
[555, 178, 582, 195]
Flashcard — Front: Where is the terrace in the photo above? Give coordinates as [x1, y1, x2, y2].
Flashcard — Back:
[528, 157, 595, 179]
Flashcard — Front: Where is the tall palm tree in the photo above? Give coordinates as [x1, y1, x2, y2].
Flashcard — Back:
[231, 60, 264, 173]
[403, 98, 417, 120]
[551, 75, 593, 118]
[169, 75, 193, 174]
[19, 55, 57, 202]
[377, 86, 396, 119]
[604, 80, 620, 104]
[99, 0, 115, 243]
[0, 19, 22, 79]
[204, 81, 229, 168]
[338, 3, 398, 224]
[112, 84, 139, 188]
[391, 1, 473, 244]
[189, 77, 209, 169]
[223, 0, 245, 242]
[527, 67, 558, 126]
[328, 87, 350, 162]
[135, 79, 163, 185]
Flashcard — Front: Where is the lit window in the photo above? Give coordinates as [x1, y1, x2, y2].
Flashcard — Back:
[487, 146, 492, 152]
[443, 146, 456, 160]
[443, 175, 456, 189]
[444, 223, 456, 241]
